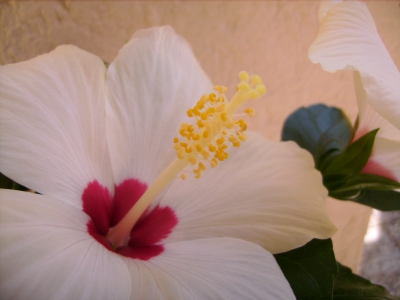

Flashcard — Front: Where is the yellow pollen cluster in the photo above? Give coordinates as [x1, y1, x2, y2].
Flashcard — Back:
[173, 71, 266, 179]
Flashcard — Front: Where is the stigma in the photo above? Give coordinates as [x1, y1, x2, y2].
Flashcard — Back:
[173, 71, 266, 179]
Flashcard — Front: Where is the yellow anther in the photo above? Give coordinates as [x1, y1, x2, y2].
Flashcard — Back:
[238, 82, 251, 91]
[216, 137, 225, 145]
[214, 85, 227, 94]
[228, 135, 238, 143]
[177, 150, 185, 159]
[251, 74, 262, 85]
[196, 101, 204, 110]
[239, 71, 250, 82]
[181, 174, 187, 180]
[195, 144, 203, 152]
[200, 95, 209, 104]
[211, 158, 218, 168]
[193, 168, 202, 178]
[192, 107, 200, 116]
[201, 150, 210, 160]
[188, 157, 197, 165]
[173, 72, 266, 181]
[238, 133, 247, 141]
[256, 84, 267, 95]
[233, 141, 241, 147]
[209, 93, 217, 102]
[237, 119, 248, 131]
[221, 112, 227, 121]
[206, 107, 216, 115]
[249, 89, 260, 99]
[244, 108, 255, 117]
[179, 128, 186, 137]
[198, 162, 207, 171]
[208, 144, 216, 152]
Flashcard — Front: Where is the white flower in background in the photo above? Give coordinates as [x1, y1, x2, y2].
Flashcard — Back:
[309, 1, 400, 182]
[0, 26, 335, 299]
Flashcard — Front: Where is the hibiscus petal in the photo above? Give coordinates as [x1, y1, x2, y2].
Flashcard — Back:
[106, 26, 213, 185]
[0, 189, 131, 300]
[317, 0, 341, 23]
[124, 238, 295, 299]
[159, 133, 336, 254]
[353, 72, 399, 141]
[309, 1, 400, 130]
[0, 46, 113, 208]
[362, 137, 400, 182]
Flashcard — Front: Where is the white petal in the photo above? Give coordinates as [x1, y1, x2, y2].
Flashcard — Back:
[317, 0, 342, 23]
[363, 137, 400, 182]
[106, 26, 213, 185]
[160, 133, 336, 254]
[0, 190, 131, 300]
[125, 238, 295, 300]
[309, 1, 400, 130]
[353, 72, 399, 141]
[0, 46, 113, 208]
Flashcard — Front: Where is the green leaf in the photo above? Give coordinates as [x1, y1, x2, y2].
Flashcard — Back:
[0, 173, 14, 189]
[327, 173, 400, 199]
[322, 129, 378, 178]
[281, 104, 353, 169]
[315, 117, 354, 171]
[274, 239, 337, 300]
[351, 190, 400, 211]
[333, 263, 399, 300]
[0, 173, 29, 191]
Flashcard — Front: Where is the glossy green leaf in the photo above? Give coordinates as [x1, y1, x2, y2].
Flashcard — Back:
[351, 190, 400, 211]
[327, 173, 400, 199]
[274, 239, 337, 300]
[333, 263, 399, 300]
[322, 129, 378, 177]
[281, 104, 353, 170]
[0, 173, 29, 191]
[314, 117, 353, 170]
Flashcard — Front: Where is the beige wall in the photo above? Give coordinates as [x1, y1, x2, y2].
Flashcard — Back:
[1, 0, 399, 271]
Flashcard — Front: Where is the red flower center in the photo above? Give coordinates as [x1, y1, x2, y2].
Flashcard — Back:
[82, 179, 178, 260]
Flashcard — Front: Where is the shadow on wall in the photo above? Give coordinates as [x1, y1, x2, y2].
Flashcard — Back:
[360, 210, 400, 296]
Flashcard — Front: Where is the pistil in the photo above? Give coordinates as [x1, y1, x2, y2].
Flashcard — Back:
[107, 71, 266, 249]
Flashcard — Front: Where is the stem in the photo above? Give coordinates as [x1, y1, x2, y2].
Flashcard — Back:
[107, 158, 188, 248]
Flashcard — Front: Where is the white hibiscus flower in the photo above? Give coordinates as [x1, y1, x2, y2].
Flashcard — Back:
[309, 1, 400, 182]
[0, 26, 335, 299]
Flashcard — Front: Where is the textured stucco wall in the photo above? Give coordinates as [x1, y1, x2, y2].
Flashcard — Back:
[1, 0, 399, 272]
